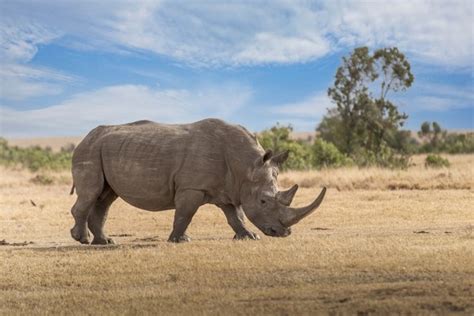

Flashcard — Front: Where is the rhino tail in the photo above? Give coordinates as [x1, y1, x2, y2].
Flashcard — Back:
[70, 184, 75, 195]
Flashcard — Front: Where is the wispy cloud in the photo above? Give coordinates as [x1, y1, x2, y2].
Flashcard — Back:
[273, 92, 331, 119]
[0, 64, 77, 100]
[0, 21, 58, 62]
[259, 92, 332, 131]
[0, 83, 253, 137]
[0, 20, 76, 100]
[397, 82, 474, 112]
[1, 1, 472, 68]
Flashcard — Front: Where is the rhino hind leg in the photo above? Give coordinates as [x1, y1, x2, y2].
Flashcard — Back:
[219, 205, 260, 240]
[88, 185, 118, 245]
[168, 190, 205, 243]
[70, 159, 105, 244]
[70, 198, 96, 244]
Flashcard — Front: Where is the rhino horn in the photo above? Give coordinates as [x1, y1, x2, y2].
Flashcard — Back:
[276, 184, 298, 206]
[280, 187, 326, 227]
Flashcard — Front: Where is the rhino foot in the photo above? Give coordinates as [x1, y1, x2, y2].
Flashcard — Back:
[70, 225, 90, 244]
[168, 234, 191, 243]
[91, 236, 115, 245]
[234, 231, 260, 240]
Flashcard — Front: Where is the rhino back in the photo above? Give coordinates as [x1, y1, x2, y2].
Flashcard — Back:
[98, 119, 255, 210]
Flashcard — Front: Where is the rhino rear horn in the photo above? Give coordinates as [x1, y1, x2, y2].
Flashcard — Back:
[277, 184, 298, 206]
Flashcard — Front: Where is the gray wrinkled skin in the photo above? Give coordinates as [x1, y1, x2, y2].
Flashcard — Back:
[70, 118, 326, 244]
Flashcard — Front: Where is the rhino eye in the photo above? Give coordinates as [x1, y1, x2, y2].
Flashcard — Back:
[260, 199, 266, 204]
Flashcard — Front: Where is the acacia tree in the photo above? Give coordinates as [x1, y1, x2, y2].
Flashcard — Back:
[418, 121, 447, 152]
[326, 47, 376, 155]
[319, 46, 414, 166]
[369, 47, 414, 152]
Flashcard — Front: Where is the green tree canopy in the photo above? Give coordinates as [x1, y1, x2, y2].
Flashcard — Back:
[318, 46, 414, 167]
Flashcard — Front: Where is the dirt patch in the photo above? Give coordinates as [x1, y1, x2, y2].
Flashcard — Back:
[0, 239, 34, 246]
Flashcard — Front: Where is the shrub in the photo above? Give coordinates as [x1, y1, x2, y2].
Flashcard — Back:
[312, 139, 351, 168]
[425, 154, 450, 168]
[258, 124, 312, 170]
[0, 138, 72, 172]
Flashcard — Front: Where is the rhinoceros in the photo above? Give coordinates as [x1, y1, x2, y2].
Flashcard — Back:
[69, 118, 326, 244]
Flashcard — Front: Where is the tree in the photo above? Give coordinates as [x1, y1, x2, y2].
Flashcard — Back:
[326, 47, 376, 155]
[319, 46, 414, 167]
[418, 121, 448, 152]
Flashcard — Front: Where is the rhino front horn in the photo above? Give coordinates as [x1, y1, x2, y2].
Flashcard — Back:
[280, 187, 326, 227]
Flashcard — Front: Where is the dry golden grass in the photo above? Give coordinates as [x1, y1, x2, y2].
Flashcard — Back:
[0, 155, 473, 315]
[281, 154, 474, 191]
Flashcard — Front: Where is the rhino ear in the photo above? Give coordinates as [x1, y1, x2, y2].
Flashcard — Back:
[254, 149, 273, 169]
[271, 150, 289, 166]
[262, 149, 273, 163]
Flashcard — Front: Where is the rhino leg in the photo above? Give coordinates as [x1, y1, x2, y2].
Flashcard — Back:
[70, 197, 95, 244]
[219, 205, 260, 240]
[168, 190, 205, 243]
[70, 158, 104, 244]
[88, 185, 118, 245]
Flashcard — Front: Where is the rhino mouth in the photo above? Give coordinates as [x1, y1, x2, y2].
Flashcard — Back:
[262, 225, 291, 237]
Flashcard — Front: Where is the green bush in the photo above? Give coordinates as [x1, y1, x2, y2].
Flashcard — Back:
[258, 124, 312, 170]
[425, 154, 450, 168]
[311, 139, 351, 168]
[0, 138, 72, 172]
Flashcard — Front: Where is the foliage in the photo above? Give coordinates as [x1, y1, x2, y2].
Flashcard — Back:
[258, 125, 354, 170]
[425, 154, 450, 168]
[258, 124, 312, 170]
[0, 138, 73, 172]
[311, 139, 352, 168]
[418, 121, 446, 152]
[418, 121, 474, 154]
[319, 46, 414, 168]
[442, 133, 474, 154]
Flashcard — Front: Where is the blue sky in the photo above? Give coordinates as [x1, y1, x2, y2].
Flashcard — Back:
[0, 0, 473, 137]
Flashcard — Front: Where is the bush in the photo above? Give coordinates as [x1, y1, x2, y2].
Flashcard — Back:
[0, 138, 72, 172]
[425, 154, 450, 168]
[258, 124, 312, 170]
[312, 139, 351, 168]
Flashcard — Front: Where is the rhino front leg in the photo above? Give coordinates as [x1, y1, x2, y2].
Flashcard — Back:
[219, 204, 260, 240]
[168, 190, 205, 243]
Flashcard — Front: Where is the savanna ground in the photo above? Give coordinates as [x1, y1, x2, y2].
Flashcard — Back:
[0, 149, 473, 315]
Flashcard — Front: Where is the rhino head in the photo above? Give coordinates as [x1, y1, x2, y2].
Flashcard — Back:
[240, 149, 326, 237]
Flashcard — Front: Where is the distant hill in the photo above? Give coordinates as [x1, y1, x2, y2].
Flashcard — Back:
[7, 137, 83, 152]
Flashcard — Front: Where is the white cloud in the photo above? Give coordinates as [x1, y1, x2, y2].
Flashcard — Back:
[0, 83, 252, 137]
[272, 92, 331, 119]
[398, 82, 474, 112]
[0, 20, 75, 100]
[0, 64, 76, 100]
[235, 32, 330, 64]
[2, 0, 471, 68]
[0, 21, 58, 62]
[325, 0, 474, 68]
[253, 91, 332, 131]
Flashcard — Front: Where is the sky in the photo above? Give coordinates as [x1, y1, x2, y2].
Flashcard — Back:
[0, 0, 473, 137]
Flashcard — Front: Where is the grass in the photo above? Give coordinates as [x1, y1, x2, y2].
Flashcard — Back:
[0, 154, 473, 314]
[280, 154, 473, 190]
